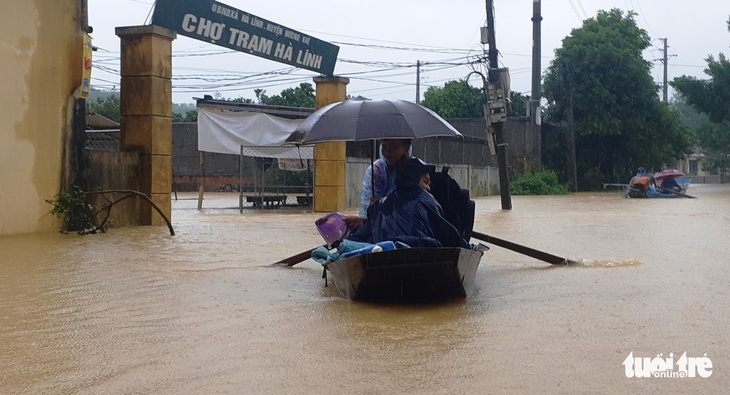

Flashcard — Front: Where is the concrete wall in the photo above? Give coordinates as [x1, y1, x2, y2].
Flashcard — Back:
[172, 118, 528, 209]
[686, 174, 726, 184]
[346, 157, 500, 210]
[445, 117, 540, 171]
[0, 1, 86, 235]
[87, 151, 143, 227]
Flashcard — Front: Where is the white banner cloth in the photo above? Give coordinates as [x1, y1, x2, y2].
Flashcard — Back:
[197, 108, 313, 159]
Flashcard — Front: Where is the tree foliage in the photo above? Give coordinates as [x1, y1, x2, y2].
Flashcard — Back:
[671, 17, 730, 124]
[672, 54, 730, 124]
[695, 121, 730, 173]
[421, 80, 483, 118]
[172, 110, 198, 122]
[46, 186, 98, 234]
[46, 187, 175, 235]
[509, 169, 570, 195]
[421, 79, 529, 119]
[542, 9, 694, 189]
[254, 82, 315, 108]
[87, 89, 199, 123]
[509, 91, 529, 117]
[674, 90, 730, 173]
[670, 16, 730, 174]
[228, 97, 255, 104]
[672, 94, 710, 130]
[86, 94, 120, 122]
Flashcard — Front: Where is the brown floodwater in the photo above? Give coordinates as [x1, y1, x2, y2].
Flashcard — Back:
[2, 185, 729, 394]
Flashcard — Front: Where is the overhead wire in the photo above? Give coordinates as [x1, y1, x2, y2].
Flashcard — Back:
[90, 41, 485, 98]
[88, 7, 516, 101]
[567, 0, 586, 22]
[574, 0, 589, 20]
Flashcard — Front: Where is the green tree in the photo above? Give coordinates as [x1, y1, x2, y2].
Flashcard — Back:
[421, 80, 483, 118]
[86, 94, 120, 122]
[674, 91, 730, 174]
[543, 8, 693, 189]
[671, 19, 730, 124]
[509, 91, 529, 117]
[672, 94, 709, 130]
[670, 16, 730, 174]
[421, 79, 531, 119]
[229, 97, 255, 104]
[87, 89, 198, 123]
[254, 82, 315, 108]
[172, 110, 198, 122]
[695, 121, 730, 173]
[509, 169, 570, 195]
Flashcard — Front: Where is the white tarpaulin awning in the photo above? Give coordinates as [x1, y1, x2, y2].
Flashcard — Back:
[197, 107, 313, 159]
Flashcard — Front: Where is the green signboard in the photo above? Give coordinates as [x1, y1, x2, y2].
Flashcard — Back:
[151, 0, 339, 75]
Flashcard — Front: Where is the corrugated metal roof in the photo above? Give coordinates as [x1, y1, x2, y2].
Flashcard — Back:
[85, 130, 120, 151]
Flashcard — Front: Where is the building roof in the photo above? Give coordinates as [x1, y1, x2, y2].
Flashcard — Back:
[195, 97, 315, 119]
[86, 113, 120, 129]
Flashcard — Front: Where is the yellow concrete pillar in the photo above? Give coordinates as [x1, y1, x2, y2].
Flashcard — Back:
[116, 25, 176, 225]
[312, 76, 349, 212]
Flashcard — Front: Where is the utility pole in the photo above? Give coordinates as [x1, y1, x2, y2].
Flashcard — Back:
[659, 38, 669, 102]
[656, 38, 677, 102]
[530, 0, 542, 168]
[485, 0, 512, 210]
[416, 60, 421, 104]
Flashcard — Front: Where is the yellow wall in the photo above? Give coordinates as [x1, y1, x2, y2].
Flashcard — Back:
[0, 1, 83, 235]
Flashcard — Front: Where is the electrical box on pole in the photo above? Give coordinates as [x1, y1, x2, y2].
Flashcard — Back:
[480, 26, 490, 46]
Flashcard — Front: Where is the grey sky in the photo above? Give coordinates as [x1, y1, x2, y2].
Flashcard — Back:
[88, 0, 729, 104]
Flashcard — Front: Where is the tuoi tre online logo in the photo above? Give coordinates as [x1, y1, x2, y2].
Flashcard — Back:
[623, 352, 713, 378]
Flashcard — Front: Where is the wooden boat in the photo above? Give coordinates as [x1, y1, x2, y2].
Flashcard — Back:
[317, 166, 486, 302]
[626, 187, 682, 198]
[323, 246, 486, 302]
[625, 178, 692, 199]
[607, 178, 692, 198]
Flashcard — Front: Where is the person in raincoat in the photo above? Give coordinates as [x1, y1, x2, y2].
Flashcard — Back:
[660, 175, 683, 192]
[347, 157, 471, 249]
[358, 139, 412, 216]
[627, 167, 654, 197]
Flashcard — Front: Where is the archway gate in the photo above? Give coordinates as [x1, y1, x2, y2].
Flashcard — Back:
[115, 0, 347, 225]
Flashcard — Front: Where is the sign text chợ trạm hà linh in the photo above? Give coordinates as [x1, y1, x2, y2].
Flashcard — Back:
[180, 14, 323, 71]
[151, 0, 338, 75]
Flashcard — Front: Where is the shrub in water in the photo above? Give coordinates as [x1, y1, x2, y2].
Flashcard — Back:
[510, 169, 570, 195]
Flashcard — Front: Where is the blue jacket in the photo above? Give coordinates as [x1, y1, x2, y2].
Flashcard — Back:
[359, 157, 394, 216]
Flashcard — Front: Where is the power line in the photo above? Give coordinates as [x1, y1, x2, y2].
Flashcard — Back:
[577, 0, 589, 19]
[632, 0, 659, 39]
[301, 28, 476, 53]
[568, 0, 587, 21]
[88, 7, 518, 100]
[331, 41, 473, 55]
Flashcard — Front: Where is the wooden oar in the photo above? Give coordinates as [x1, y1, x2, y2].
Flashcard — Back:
[657, 186, 697, 198]
[271, 246, 323, 267]
[275, 232, 577, 266]
[471, 231, 576, 265]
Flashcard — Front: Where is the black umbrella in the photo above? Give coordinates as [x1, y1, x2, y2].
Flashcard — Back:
[286, 99, 463, 144]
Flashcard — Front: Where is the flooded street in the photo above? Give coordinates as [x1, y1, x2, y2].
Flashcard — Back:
[2, 185, 729, 394]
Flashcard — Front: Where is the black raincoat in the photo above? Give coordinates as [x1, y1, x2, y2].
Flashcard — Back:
[348, 158, 470, 249]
